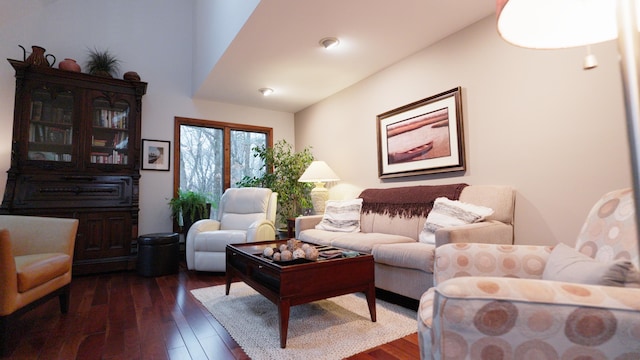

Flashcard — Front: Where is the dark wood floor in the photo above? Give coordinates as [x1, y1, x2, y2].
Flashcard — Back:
[2, 262, 420, 359]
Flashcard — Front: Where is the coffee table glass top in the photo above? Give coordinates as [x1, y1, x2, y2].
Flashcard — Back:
[230, 239, 365, 266]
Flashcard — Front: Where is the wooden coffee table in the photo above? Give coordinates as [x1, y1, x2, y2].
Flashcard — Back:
[225, 240, 376, 348]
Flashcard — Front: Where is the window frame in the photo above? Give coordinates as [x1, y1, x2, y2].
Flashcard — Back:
[172, 116, 273, 200]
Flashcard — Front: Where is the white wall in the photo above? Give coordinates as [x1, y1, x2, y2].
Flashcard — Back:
[0, 0, 295, 235]
[295, 16, 632, 247]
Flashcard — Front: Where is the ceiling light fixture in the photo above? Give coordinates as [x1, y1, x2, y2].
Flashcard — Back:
[319, 37, 340, 49]
[258, 87, 274, 96]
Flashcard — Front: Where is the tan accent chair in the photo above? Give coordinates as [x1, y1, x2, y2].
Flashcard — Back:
[0, 215, 78, 355]
[186, 187, 277, 272]
[418, 188, 640, 359]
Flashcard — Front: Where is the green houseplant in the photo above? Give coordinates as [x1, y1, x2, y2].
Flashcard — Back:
[236, 140, 314, 227]
[85, 48, 120, 77]
[168, 189, 210, 233]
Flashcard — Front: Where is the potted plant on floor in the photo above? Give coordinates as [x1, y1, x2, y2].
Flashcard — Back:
[236, 140, 314, 236]
[168, 189, 211, 235]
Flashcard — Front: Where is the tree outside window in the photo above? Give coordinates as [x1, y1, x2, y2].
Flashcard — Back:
[173, 117, 272, 219]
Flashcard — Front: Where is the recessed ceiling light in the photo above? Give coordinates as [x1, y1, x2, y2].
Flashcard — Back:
[319, 37, 340, 49]
[259, 87, 274, 96]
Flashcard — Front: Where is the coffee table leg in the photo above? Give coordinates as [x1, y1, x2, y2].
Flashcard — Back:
[278, 299, 291, 348]
[365, 284, 377, 322]
[225, 271, 233, 295]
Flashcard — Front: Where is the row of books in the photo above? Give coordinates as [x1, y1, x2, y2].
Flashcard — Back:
[90, 151, 128, 165]
[27, 151, 72, 162]
[93, 108, 128, 129]
[91, 134, 128, 149]
[30, 101, 73, 124]
[29, 124, 73, 144]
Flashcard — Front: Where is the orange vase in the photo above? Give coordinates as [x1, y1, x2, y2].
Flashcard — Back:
[59, 58, 81, 72]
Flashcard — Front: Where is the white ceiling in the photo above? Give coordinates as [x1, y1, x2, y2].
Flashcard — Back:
[1, 0, 496, 114]
[195, 0, 496, 113]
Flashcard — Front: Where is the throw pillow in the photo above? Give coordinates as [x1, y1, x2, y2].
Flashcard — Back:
[315, 198, 363, 232]
[419, 197, 494, 244]
[542, 243, 640, 287]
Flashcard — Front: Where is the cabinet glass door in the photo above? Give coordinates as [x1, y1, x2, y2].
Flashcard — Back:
[28, 88, 74, 162]
[91, 98, 130, 165]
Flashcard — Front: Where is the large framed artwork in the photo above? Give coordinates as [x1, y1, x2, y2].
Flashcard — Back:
[142, 139, 171, 171]
[377, 87, 465, 178]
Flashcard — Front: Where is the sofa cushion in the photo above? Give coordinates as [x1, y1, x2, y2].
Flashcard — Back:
[373, 242, 436, 273]
[542, 243, 640, 287]
[298, 229, 345, 246]
[360, 212, 425, 241]
[14, 253, 70, 293]
[331, 233, 414, 254]
[419, 197, 493, 244]
[315, 198, 363, 232]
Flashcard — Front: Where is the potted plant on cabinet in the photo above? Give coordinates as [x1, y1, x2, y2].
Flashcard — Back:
[236, 140, 314, 236]
[168, 189, 210, 235]
[85, 48, 120, 78]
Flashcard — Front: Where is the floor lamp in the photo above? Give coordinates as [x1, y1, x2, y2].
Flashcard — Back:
[497, 0, 640, 258]
[298, 161, 340, 215]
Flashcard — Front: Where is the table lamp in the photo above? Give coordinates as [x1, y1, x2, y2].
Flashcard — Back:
[298, 161, 340, 215]
[497, 0, 640, 257]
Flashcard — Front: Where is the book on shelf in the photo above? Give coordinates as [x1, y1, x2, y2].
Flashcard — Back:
[91, 136, 108, 147]
[27, 151, 71, 162]
[90, 150, 128, 165]
[45, 127, 71, 144]
[30, 101, 43, 121]
[94, 108, 129, 128]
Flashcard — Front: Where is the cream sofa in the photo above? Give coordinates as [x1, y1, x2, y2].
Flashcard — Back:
[295, 184, 515, 300]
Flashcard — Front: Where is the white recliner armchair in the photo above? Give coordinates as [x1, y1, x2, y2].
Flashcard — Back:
[186, 187, 277, 272]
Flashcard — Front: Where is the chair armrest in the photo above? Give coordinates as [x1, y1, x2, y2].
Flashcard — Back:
[185, 219, 221, 269]
[434, 221, 513, 248]
[434, 243, 552, 285]
[0, 229, 17, 314]
[426, 276, 640, 358]
[295, 215, 323, 238]
[247, 220, 276, 242]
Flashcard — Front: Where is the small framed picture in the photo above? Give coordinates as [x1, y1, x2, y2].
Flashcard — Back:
[142, 139, 170, 171]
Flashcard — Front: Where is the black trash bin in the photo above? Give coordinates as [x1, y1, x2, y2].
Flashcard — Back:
[137, 232, 179, 277]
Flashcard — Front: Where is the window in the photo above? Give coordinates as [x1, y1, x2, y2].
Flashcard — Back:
[173, 117, 273, 212]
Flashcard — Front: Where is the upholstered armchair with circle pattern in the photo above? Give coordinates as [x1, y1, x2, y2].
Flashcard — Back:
[418, 188, 640, 359]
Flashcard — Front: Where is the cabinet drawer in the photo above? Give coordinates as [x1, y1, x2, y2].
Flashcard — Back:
[12, 174, 133, 208]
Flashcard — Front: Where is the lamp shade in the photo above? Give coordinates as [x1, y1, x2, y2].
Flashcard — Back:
[298, 161, 340, 183]
[496, 0, 631, 49]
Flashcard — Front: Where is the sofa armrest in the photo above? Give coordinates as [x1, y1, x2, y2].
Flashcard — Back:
[434, 221, 513, 248]
[434, 243, 552, 285]
[295, 215, 323, 238]
[247, 220, 276, 242]
[424, 276, 640, 359]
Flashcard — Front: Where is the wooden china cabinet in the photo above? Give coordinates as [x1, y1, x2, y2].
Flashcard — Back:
[1, 59, 147, 275]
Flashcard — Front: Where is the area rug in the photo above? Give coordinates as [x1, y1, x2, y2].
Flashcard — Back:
[191, 282, 417, 360]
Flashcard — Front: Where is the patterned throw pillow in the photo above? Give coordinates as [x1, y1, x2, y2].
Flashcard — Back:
[315, 198, 363, 232]
[542, 243, 640, 287]
[419, 197, 494, 244]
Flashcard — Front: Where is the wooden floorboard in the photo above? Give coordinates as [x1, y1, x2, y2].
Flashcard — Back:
[1, 262, 420, 359]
